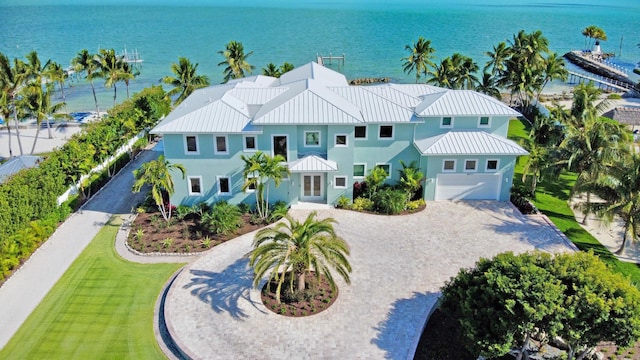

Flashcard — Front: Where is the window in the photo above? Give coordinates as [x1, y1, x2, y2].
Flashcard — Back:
[335, 134, 348, 147]
[304, 131, 320, 147]
[188, 176, 202, 195]
[334, 176, 347, 189]
[353, 164, 366, 177]
[464, 159, 478, 172]
[443, 159, 456, 172]
[215, 135, 228, 154]
[479, 116, 491, 127]
[243, 135, 257, 151]
[273, 135, 288, 161]
[218, 176, 231, 195]
[184, 135, 198, 154]
[245, 175, 257, 192]
[441, 117, 453, 128]
[354, 126, 367, 139]
[378, 125, 394, 139]
[486, 159, 499, 172]
[375, 163, 391, 178]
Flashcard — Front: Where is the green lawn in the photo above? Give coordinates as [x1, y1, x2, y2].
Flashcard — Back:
[509, 119, 640, 285]
[0, 217, 183, 359]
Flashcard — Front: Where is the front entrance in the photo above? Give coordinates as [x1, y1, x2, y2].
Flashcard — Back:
[301, 173, 324, 201]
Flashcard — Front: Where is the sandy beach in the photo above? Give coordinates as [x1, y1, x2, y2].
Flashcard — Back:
[0, 123, 84, 159]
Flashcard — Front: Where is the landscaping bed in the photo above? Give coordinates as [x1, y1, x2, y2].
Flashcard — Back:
[260, 272, 338, 317]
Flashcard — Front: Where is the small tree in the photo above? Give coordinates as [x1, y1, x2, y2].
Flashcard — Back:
[250, 211, 351, 304]
[132, 155, 185, 221]
[397, 160, 424, 200]
[241, 151, 289, 221]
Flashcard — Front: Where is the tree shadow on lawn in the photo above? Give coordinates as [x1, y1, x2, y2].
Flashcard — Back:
[371, 291, 440, 360]
[183, 258, 265, 321]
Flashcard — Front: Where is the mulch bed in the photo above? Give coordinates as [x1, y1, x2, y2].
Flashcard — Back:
[127, 212, 265, 253]
[260, 273, 338, 317]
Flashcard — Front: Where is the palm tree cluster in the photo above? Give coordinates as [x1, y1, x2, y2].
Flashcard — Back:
[218, 40, 255, 83]
[0, 50, 71, 157]
[519, 82, 637, 254]
[261, 62, 295, 78]
[581, 25, 607, 50]
[402, 30, 568, 106]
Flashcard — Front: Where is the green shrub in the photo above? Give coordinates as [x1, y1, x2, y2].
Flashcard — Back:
[607, 93, 622, 100]
[335, 195, 351, 209]
[237, 202, 251, 214]
[161, 238, 174, 248]
[268, 201, 289, 222]
[351, 197, 374, 212]
[406, 199, 426, 211]
[202, 201, 242, 235]
[372, 188, 408, 215]
[174, 205, 192, 220]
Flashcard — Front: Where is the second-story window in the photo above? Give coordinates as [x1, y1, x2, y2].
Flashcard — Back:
[215, 135, 228, 155]
[378, 125, 393, 139]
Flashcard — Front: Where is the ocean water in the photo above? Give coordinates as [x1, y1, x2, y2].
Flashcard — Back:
[1, 1, 639, 112]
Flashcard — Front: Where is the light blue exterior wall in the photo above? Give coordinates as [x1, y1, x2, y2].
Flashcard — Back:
[413, 115, 511, 139]
[421, 154, 517, 201]
[326, 125, 355, 205]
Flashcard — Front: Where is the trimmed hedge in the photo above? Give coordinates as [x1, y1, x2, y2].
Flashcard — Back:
[0, 86, 170, 282]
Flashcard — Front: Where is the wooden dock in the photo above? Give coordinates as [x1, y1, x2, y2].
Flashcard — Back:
[567, 71, 633, 92]
[316, 53, 345, 67]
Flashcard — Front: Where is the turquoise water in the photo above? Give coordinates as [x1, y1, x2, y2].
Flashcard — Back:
[1, 1, 639, 112]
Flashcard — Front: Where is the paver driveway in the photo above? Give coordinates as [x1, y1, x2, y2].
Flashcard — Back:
[164, 201, 575, 360]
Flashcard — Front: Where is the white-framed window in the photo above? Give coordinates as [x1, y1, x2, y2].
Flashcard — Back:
[214, 135, 228, 155]
[442, 159, 456, 172]
[478, 116, 491, 128]
[184, 135, 199, 154]
[464, 159, 478, 172]
[217, 176, 231, 196]
[245, 175, 257, 193]
[353, 163, 366, 178]
[354, 125, 367, 140]
[486, 159, 499, 172]
[440, 117, 453, 128]
[335, 134, 348, 147]
[243, 135, 257, 151]
[378, 125, 394, 140]
[375, 163, 391, 178]
[334, 176, 347, 189]
[304, 131, 321, 147]
[188, 176, 202, 195]
[272, 135, 288, 161]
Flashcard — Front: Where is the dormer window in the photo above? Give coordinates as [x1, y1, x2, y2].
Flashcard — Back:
[441, 117, 453, 128]
[479, 116, 491, 128]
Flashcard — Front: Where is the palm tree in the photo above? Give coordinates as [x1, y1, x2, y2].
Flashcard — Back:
[72, 49, 101, 114]
[20, 51, 59, 139]
[132, 155, 186, 222]
[426, 57, 454, 88]
[262, 63, 281, 78]
[19, 82, 68, 154]
[250, 211, 351, 304]
[451, 53, 479, 89]
[582, 25, 607, 49]
[521, 140, 549, 194]
[0, 52, 24, 156]
[484, 41, 509, 76]
[476, 72, 501, 99]
[536, 52, 568, 101]
[96, 48, 132, 106]
[241, 151, 289, 220]
[217, 41, 254, 83]
[596, 153, 640, 254]
[397, 160, 424, 199]
[162, 57, 210, 105]
[279, 62, 295, 75]
[402, 37, 436, 83]
[121, 61, 139, 100]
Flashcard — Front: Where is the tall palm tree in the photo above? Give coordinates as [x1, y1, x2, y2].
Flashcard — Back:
[0, 52, 24, 156]
[120, 61, 139, 100]
[43, 61, 68, 115]
[20, 51, 61, 140]
[96, 48, 132, 106]
[596, 153, 640, 254]
[451, 53, 479, 89]
[476, 72, 501, 99]
[19, 82, 67, 154]
[582, 25, 607, 49]
[521, 140, 549, 194]
[217, 41, 254, 83]
[402, 37, 436, 83]
[72, 49, 101, 114]
[241, 151, 289, 220]
[162, 57, 210, 105]
[536, 52, 568, 101]
[250, 211, 351, 304]
[131, 155, 186, 221]
[484, 41, 509, 76]
[426, 57, 454, 88]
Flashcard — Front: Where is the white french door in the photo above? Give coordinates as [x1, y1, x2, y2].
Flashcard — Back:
[301, 173, 324, 201]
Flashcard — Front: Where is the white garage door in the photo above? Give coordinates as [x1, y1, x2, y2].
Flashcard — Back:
[435, 173, 502, 200]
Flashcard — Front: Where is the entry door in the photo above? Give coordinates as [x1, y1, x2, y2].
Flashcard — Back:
[302, 173, 324, 201]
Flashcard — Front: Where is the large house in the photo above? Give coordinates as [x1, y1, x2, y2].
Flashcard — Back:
[151, 62, 527, 207]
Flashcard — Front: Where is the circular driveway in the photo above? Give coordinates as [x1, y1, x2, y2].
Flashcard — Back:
[164, 201, 575, 359]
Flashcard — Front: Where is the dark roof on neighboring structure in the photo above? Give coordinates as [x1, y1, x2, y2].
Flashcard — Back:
[603, 106, 640, 126]
[0, 155, 42, 184]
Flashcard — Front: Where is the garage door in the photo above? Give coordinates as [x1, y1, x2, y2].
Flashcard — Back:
[435, 173, 501, 200]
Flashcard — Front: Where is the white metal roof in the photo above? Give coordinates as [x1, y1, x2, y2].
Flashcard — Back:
[414, 131, 528, 155]
[361, 85, 423, 108]
[279, 62, 349, 87]
[415, 90, 521, 117]
[228, 87, 288, 105]
[329, 87, 414, 123]
[288, 154, 338, 172]
[252, 79, 364, 125]
[389, 84, 446, 98]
